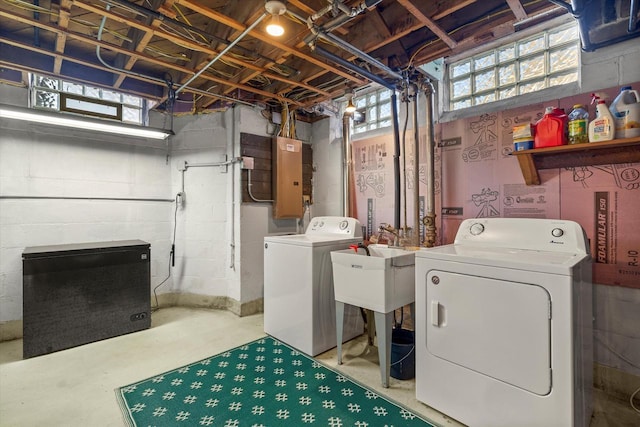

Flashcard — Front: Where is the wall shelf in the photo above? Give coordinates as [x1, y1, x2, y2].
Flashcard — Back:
[511, 137, 640, 185]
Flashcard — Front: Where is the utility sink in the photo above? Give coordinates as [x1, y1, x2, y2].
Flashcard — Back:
[331, 244, 416, 313]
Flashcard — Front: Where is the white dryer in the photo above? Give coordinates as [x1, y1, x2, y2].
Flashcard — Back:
[415, 218, 593, 427]
[264, 216, 364, 356]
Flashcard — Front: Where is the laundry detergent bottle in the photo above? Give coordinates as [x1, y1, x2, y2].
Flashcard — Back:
[534, 106, 568, 148]
[588, 94, 615, 142]
[609, 86, 640, 138]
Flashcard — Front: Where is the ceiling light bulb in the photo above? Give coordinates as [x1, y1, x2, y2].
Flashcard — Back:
[345, 98, 356, 113]
[265, 1, 286, 36]
[344, 92, 356, 114]
[266, 14, 284, 36]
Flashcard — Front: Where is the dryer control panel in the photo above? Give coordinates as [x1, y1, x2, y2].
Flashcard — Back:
[306, 216, 363, 237]
[454, 218, 589, 254]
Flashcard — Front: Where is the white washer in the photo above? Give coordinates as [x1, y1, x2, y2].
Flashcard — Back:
[415, 218, 593, 427]
[264, 216, 364, 356]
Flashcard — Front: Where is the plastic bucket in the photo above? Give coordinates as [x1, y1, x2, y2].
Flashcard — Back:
[390, 328, 415, 380]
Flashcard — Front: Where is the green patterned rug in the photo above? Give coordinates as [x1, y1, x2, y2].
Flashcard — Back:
[116, 336, 437, 427]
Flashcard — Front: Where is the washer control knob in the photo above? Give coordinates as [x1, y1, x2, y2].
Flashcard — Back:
[551, 228, 564, 238]
[339, 220, 349, 230]
[469, 223, 485, 236]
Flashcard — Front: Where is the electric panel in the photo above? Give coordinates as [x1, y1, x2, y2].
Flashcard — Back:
[272, 136, 303, 218]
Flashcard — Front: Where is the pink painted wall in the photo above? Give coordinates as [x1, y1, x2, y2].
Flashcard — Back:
[352, 83, 640, 288]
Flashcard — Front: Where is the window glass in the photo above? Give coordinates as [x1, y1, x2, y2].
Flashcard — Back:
[35, 75, 59, 90]
[123, 106, 142, 123]
[549, 26, 578, 46]
[518, 36, 545, 56]
[84, 86, 101, 98]
[352, 88, 396, 134]
[452, 61, 471, 78]
[499, 87, 517, 100]
[379, 102, 391, 118]
[34, 90, 58, 109]
[474, 93, 496, 104]
[475, 70, 496, 92]
[498, 64, 516, 85]
[519, 55, 545, 80]
[520, 79, 546, 94]
[29, 74, 146, 125]
[549, 71, 578, 87]
[448, 23, 579, 111]
[62, 81, 83, 94]
[474, 53, 495, 70]
[452, 78, 472, 98]
[498, 46, 515, 62]
[453, 99, 472, 110]
[101, 90, 121, 102]
[550, 46, 578, 72]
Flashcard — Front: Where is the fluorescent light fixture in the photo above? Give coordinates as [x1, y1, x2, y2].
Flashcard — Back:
[265, 1, 286, 36]
[0, 103, 173, 140]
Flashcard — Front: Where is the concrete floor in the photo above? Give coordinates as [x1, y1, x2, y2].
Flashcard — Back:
[0, 307, 638, 426]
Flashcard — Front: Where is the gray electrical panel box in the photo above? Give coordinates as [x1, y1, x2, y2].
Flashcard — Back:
[22, 240, 151, 358]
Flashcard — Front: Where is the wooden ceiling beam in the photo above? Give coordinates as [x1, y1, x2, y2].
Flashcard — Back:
[506, 0, 529, 21]
[114, 0, 177, 88]
[397, 0, 457, 49]
[431, 0, 477, 20]
[0, 10, 306, 107]
[53, 0, 74, 74]
[68, 1, 335, 98]
[173, 0, 365, 85]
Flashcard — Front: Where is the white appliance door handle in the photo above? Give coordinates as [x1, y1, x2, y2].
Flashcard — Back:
[431, 300, 440, 326]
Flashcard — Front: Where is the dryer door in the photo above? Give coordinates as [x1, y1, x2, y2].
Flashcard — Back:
[427, 270, 551, 395]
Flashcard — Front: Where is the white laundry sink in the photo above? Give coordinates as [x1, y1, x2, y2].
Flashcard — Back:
[331, 244, 416, 313]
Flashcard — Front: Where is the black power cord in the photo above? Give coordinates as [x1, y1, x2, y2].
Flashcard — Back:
[152, 194, 180, 311]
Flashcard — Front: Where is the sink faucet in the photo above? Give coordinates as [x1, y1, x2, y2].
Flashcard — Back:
[379, 223, 401, 247]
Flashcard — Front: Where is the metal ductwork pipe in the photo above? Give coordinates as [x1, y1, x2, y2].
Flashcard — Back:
[411, 84, 420, 247]
[391, 92, 401, 230]
[423, 80, 437, 247]
[548, 0, 640, 51]
[631, 0, 639, 32]
[342, 113, 352, 217]
[320, 0, 383, 32]
[313, 46, 395, 89]
[315, 31, 403, 81]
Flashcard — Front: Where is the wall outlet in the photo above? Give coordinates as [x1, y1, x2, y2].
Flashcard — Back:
[176, 192, 185, 207]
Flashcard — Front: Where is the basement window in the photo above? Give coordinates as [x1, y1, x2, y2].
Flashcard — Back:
[448, 23, 579, 111]
[353, 88, 394, 134]
[29, 74, 147, 125]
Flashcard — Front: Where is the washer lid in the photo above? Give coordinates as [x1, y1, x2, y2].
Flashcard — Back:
[264, 234, 362, 247]
[416, 245, 588, 274]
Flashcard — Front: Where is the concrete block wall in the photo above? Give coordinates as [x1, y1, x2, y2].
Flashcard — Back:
[237, 107, 309, 309]
[0, 104, 173, 336]
[164, 111, 234, 304]
[309, 115, 345, 217]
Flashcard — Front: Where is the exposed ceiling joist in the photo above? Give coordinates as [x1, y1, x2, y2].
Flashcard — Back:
[1, 0, 633, 116]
